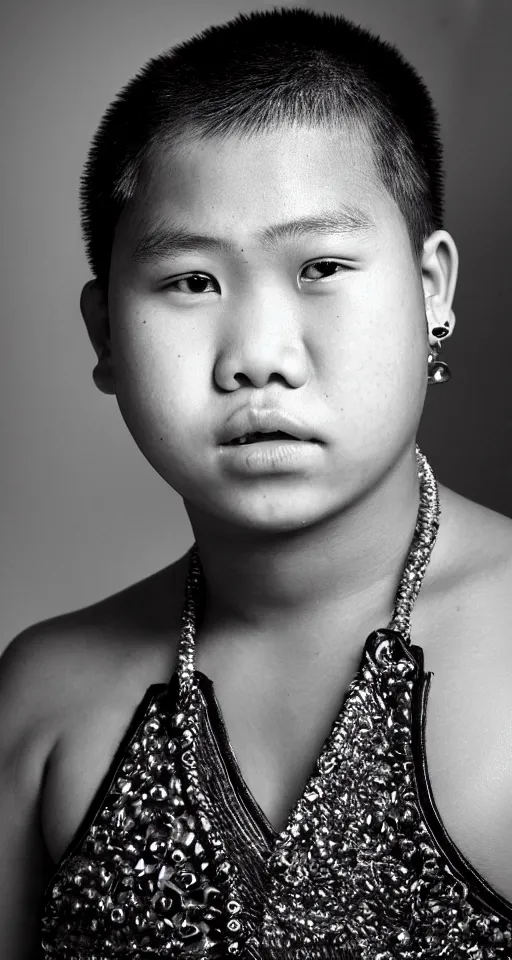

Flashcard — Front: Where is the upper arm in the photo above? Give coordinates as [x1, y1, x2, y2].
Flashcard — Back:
[0, 628, 60, 960]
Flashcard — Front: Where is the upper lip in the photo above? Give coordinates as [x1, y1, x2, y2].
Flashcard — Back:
[218, 407, 320, 444]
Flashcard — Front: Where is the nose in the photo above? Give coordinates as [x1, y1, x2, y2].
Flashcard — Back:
[213, 283, 310, 391]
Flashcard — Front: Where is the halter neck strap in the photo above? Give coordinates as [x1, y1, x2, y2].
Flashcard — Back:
[387, 447, 440, 639]
[177, 445, 440, 698]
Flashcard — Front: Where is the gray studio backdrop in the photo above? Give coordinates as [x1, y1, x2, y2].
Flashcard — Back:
[1, 0, 511, 645]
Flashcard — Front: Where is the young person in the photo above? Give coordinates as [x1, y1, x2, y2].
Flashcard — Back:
[1, 6, 512, 958]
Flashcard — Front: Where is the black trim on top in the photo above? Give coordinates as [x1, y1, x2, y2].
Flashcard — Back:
[42, 682, 171, 899]
[194, 670, 278, 848]
[409, 644, 512, 924]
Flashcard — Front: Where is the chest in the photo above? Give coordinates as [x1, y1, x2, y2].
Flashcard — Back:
[41, 627, 512, 960]
[42, 613, 512, 907]
[200, 611, 512, 903]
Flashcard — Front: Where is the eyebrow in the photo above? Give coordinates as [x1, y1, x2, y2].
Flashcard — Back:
[131, 207, 376, 264]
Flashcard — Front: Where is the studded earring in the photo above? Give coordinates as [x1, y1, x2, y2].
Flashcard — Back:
[426, 307, 451, 384]
[427, 345, 451, 385]
[427, 331, 451, 384]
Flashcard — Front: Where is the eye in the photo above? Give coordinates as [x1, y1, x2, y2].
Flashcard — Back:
[163, 273, 220, 295]
[300, 260, 348, 283]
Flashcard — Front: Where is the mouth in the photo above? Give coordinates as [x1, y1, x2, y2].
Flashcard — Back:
[224, 431, 313, 446]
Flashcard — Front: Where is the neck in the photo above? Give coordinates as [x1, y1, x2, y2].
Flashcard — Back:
[185, 445, 424, 650]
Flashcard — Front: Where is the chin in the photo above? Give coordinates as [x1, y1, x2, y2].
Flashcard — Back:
[205, 487, 344, 535]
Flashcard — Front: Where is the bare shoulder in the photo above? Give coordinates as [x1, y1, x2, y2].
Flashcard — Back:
[417, 482, 512, 672]
[1, 553, 189, 743]
[435, 483, 512, 597]
[0, 557, 189, 947]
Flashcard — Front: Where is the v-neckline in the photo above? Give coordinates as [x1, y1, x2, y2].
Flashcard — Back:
[195, 670, 278, 845]
[190, 632, 380, 842]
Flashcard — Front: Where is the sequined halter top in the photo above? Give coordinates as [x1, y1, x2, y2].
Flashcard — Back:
[41, 447, 512, 959]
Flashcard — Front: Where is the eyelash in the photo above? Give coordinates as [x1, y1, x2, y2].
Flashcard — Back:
[163, 260, 349, 295]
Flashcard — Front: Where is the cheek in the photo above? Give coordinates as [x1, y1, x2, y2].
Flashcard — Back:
[324, 276, 424, 384]
[321, 274, 427, 447]
[112, 344, 208, 494]
[109, 303, 209, 452]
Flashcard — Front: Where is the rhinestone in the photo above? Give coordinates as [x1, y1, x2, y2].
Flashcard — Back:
[394, 928, 411, 945]
[143, 718, 161, 734]
[171, 848, 187, 864]
[149, 784, 168, 801]
[227, 899, 242, 915]
[169, 774, 182, 794]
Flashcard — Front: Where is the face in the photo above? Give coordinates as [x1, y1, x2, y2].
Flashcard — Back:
[105, 125, 434, 535]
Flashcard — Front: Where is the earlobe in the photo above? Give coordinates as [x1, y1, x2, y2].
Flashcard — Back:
[80, 279, 116, 395]
[425, 298, 456, 345]
[421, 230, 458, 339]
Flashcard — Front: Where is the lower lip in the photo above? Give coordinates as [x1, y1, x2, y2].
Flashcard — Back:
[218, 439, 323, 472]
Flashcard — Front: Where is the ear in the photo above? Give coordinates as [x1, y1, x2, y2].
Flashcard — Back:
[421, 230, 459, 345]
[80, 279, 115, 395]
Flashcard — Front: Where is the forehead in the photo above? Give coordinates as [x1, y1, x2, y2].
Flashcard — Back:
[117, 124, 401, 253]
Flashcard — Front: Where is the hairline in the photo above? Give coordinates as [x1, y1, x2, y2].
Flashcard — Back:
[114, 116, 422, 269]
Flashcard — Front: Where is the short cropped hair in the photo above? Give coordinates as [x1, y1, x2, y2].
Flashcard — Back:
[80, 6, 444, 288]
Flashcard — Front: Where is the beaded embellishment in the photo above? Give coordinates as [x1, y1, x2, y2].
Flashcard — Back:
[40, 446, 512, 958]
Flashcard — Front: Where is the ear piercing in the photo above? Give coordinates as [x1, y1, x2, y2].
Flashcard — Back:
[425, 303, 451, 384]
[427, 315, 451, 385]
[427, 346, 451, 384]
